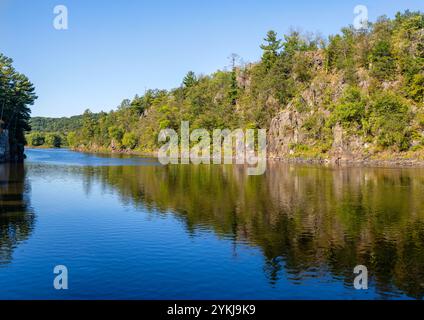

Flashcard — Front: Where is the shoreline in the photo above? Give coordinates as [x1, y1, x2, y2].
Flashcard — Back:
[25, 146, 424, 168]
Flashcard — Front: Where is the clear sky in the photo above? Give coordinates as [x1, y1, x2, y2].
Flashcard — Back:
[0, 0, 423, 117]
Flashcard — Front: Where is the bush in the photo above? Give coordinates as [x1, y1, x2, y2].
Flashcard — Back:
[370, 40, 396, 80]
[45, 133, 62, 148]
[26, 132, 45, 146]
[122, 132, 138, 149]
[368, 92, 411, 151]
[409, 73, 424, 103]
[330, 87, 366, 128]
[108, 126, 124, 143]
[67, 132, 78, 147]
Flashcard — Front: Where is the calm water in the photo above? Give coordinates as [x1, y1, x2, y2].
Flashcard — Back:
[0, 148, 424, 300]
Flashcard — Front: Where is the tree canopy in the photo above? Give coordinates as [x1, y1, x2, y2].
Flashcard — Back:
[0, 53, 37, 160]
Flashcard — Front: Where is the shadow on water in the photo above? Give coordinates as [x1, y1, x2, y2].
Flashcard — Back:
[0, 164, 35, 266]
[78, 163, 424, 299]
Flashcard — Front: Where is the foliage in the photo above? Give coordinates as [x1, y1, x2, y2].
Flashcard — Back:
[122, 132, 138, 149]
[25, 131, 64, 148]
[30, 115, 84, 133]
[44, 133, 62, 148]
[27, 11, 424, 157]
[368, 92, 411, 150]
[26, 132, 45, 147]
[0, 53, 37, 160]
[330, 86, 366, 127]
[260, 30, 283, 69]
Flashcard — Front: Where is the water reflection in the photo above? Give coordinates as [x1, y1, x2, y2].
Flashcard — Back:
[82, 163, 424, 299]
[0, 164, 35, 265]
[3, 154, 424, 299]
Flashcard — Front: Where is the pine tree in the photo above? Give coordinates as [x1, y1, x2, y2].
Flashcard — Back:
[260, 30, 283, 70]
[183, 71, 197, 88]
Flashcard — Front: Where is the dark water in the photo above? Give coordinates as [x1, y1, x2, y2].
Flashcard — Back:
[0, 148, 424, 300]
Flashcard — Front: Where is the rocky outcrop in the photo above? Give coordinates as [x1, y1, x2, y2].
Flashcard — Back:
[266, 69, 372, 163]
[329, 124, 368, 163]
[268, 108, 304, 158]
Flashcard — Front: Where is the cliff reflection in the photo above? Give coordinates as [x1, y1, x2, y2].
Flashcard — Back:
[0, 164, 35, 265]
[84, 163, 424, 299]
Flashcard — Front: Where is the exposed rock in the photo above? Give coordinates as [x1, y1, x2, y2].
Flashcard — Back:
[268, 107, 304, 158]
[329, 124, 366, 163]
[0, 129, 10, 163]
[266, 69, 371, 162]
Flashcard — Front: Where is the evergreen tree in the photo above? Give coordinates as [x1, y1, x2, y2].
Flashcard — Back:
[183, 71, 197, 88]
[260, 30, 283, 69]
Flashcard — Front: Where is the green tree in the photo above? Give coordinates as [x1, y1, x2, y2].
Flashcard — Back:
[67, 132, 78, 147]
[368, 92, 411, 150]
[108, 126, 124, 143]
[370, 40, 396, 80]
[0, 53, 37, 161]
[330, 86, 366, 128]
[409, 74, 424, 103]
[260, 30, 283, 69]
[81, 109, 98, 143]
[122, 132, 138, 149]
[26, 132, 45, 147]
[183, 71, 197, 88]
[45, 133, 62, 148]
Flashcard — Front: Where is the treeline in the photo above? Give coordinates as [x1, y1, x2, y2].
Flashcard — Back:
[26, 115, 98, 148]
[25, 131, 65, 148]
[29, 115, 87, 132]
[29, 11, 424, 158]
[0, 54, 37, 161]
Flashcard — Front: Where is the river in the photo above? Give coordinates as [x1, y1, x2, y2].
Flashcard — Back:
[0, 148, 423, 299]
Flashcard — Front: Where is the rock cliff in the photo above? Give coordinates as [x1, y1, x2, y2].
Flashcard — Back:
[0, 129, 10, 163]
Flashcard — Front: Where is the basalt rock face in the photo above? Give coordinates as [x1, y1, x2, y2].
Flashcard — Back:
[0, 129, 25, 163]
[329, 124, 368, 163]
[0, 129, 10, 163]
[268, 108, 304, 158]
[267, 69, 370, 163]
[267, 109, 368, 163]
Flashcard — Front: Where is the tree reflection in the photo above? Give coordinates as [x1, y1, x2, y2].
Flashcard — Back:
[83, 163, 424, 299]
[0, 164, 35, 265]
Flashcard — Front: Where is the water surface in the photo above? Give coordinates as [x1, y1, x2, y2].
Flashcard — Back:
[0, 148, 423, 299]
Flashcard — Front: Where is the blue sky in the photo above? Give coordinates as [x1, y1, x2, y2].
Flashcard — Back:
[0, 0, 423, 117]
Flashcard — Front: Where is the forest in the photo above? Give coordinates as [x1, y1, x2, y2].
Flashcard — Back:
[26, 11, 423, 160]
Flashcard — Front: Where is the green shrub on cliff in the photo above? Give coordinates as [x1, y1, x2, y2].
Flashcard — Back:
[368, 93, 412, 151]
[122, 132, 138, 150]
[329, 86, 367, 128]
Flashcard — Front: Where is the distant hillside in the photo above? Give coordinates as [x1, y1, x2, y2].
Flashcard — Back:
[29, 116, 84, 132]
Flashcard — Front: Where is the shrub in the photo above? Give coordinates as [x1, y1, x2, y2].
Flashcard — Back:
[409, 73, 424, 103]
[331, 87, 366, 127]
[67, 132, 78, 147]
[26, 132, 45, 146]
[108, 126, 124, 143]
[368, 92, 411, 151]
[45, 133, 62, 148]
[122, 132, 138, 149]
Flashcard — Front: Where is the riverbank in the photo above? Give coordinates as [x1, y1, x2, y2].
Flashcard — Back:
[41, 146, 424, 168]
